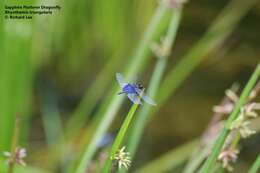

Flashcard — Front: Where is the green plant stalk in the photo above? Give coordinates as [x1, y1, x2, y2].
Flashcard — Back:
[134, 139, 199, 173]
[230, 131, 241, 149]
[183, 146, 210, 173]
[65, 54, 123, 137]
[158, 0, 259, 104]
[101, 103, 139, 173]
[39, 86, 64, 148]
[0, 1, 34, 170]
[57, 0, 131, 137]
[120, 8, 182, 173]
[207, 129, 241, 172]
[199, 63, 260, 173]
[7, 114, 20, 173]
[248, 154, 260, 173]
[74, 3, 170, 173]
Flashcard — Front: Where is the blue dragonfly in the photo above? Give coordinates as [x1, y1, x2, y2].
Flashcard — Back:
[116, 73, 156, 106]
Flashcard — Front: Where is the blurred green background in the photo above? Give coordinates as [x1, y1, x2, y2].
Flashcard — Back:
[0, 0, 259, 172]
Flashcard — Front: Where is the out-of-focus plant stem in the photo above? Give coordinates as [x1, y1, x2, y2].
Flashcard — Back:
[65, 54, 123, 137]
[73, 2, 171, 173]
[199, 63, 260, 173]
[101, 103, 139, 173]
[7, 114, 20, 173]
[182, 146, 210, 173]
[0, 1, 34, 170]
[248, 154, 260, 173]
[134, 139, 199, 173]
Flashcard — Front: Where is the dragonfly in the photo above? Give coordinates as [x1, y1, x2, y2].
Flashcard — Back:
[116, 73, 156, 106]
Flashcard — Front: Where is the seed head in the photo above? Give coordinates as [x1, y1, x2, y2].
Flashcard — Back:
[151, 37, 171, 58]
[113, 146, 131, 170]
[3, 147, 27, 166]
[225, 89, 239, 103]
[230, 115, 256, 138]
[243, 103, 260, 118]
[218, 148, 239, 172]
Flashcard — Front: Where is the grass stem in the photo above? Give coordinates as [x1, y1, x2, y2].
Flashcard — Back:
[7, 114, 21, 173]
[101, 103, 139, 173]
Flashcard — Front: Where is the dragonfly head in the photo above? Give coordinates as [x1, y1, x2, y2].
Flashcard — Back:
[136, 83, 144, 90]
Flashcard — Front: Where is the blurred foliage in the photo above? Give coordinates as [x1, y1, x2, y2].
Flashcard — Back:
[0, 0, 260, 172]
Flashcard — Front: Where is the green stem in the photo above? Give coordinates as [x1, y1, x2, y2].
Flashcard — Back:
[65, 54, 124, 137]
[199, 63, 260, 173]
[101, 103, 139, 173]
[248, 154, 260, 173]
[230, 131, 240, 149]
[7, 114, 20, 173]
[182, 147, 210, 173]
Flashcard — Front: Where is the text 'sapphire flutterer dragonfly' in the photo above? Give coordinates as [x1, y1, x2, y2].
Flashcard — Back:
[116, 73, 156, 106]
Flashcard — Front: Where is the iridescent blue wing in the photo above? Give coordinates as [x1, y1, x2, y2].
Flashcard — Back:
[135, 87, 156, 106]
[116, 73, 127, 88]
[127, 94, 142, 105]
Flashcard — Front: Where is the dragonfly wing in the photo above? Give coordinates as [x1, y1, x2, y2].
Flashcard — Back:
[116, 73, 127, 88]
[134, 87, 156, 106]
[127, 94, 142, 105]
[141, 94, 157, 106]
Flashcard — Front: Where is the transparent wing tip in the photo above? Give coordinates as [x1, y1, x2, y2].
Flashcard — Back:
[142, 95, 157, 106]
[148, 100, 157, 106]
[116, 73, 126, 87]
[116, 72, 123, 78]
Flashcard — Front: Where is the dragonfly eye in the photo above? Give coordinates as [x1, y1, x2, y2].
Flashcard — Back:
[137, 83, 144, 89]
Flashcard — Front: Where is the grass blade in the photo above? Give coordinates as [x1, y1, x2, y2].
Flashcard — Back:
[101, 103, 139, 173]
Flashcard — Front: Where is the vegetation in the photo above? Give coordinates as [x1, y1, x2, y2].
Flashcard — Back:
[0, 0, 259, 173]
